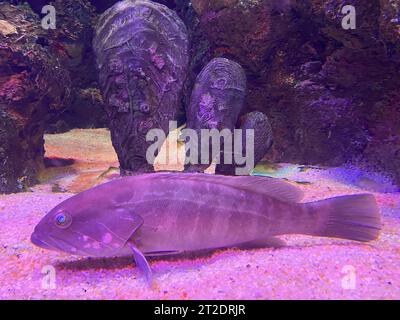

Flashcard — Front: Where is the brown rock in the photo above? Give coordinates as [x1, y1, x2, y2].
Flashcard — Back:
[44, 0, 107, 132]
[0, 3, 71, 193]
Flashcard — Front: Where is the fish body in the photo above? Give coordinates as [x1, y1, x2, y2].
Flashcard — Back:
[31, 173, 381, 284]
[131, 176, 303, 254]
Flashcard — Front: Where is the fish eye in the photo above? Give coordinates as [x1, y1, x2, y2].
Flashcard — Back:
[54, 211, 72, 229]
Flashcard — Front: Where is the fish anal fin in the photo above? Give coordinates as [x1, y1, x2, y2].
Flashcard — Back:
[128, 243, 153, 287]
[144, 250, 182, 257]
[235, 237, 287, 249]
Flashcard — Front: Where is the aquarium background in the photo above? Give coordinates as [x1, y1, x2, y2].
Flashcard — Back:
[0, 0, 399, 299]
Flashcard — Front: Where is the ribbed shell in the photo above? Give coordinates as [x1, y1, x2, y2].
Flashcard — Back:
[186, 58, 247, 131]
[93, 0, 189, 173]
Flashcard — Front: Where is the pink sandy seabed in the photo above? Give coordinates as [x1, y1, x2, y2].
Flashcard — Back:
[0, 129, 399, 300]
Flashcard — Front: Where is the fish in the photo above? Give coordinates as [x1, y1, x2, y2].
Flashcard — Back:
[31, 173, 381, 286]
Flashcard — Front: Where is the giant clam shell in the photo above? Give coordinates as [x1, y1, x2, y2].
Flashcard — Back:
[93, 0, 189, 174]
[185, 58, 247, 172]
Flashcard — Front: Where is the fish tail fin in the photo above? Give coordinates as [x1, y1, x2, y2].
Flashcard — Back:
[309, 194, 382, 242]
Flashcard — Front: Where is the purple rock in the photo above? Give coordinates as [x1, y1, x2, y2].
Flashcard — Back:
[184, 58, 247, 173]
[93, 0, 189, 174]
[216, 111, 273, 176]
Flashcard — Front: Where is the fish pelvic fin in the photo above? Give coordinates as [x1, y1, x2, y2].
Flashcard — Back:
[309, 194, 382, 242]
[128, 243, 153, 287]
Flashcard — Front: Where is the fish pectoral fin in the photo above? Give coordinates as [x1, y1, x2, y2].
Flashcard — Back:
[235, 237, 287, 249]
[128, 243, 153, 287]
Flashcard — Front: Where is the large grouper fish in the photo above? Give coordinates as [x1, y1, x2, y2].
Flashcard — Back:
[31, 173, 381, 285]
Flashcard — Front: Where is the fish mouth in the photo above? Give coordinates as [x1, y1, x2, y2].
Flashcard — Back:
[31, 232, 87, 256]
[31, 232, 58, 251]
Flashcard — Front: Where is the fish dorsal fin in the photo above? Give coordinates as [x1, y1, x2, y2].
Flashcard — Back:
[215, 175, 304, 202]
[151, 173, 304, 203]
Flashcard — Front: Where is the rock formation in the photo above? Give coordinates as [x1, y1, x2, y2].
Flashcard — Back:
[0, 3, 71, 193]
[189, 0, 400, 184]
[184, 58, 247, 173]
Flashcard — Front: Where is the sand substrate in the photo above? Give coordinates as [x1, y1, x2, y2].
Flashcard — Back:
[0, 129, 399, 299]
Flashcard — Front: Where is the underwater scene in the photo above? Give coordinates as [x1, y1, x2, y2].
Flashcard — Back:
[0, 0, 399, 301]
